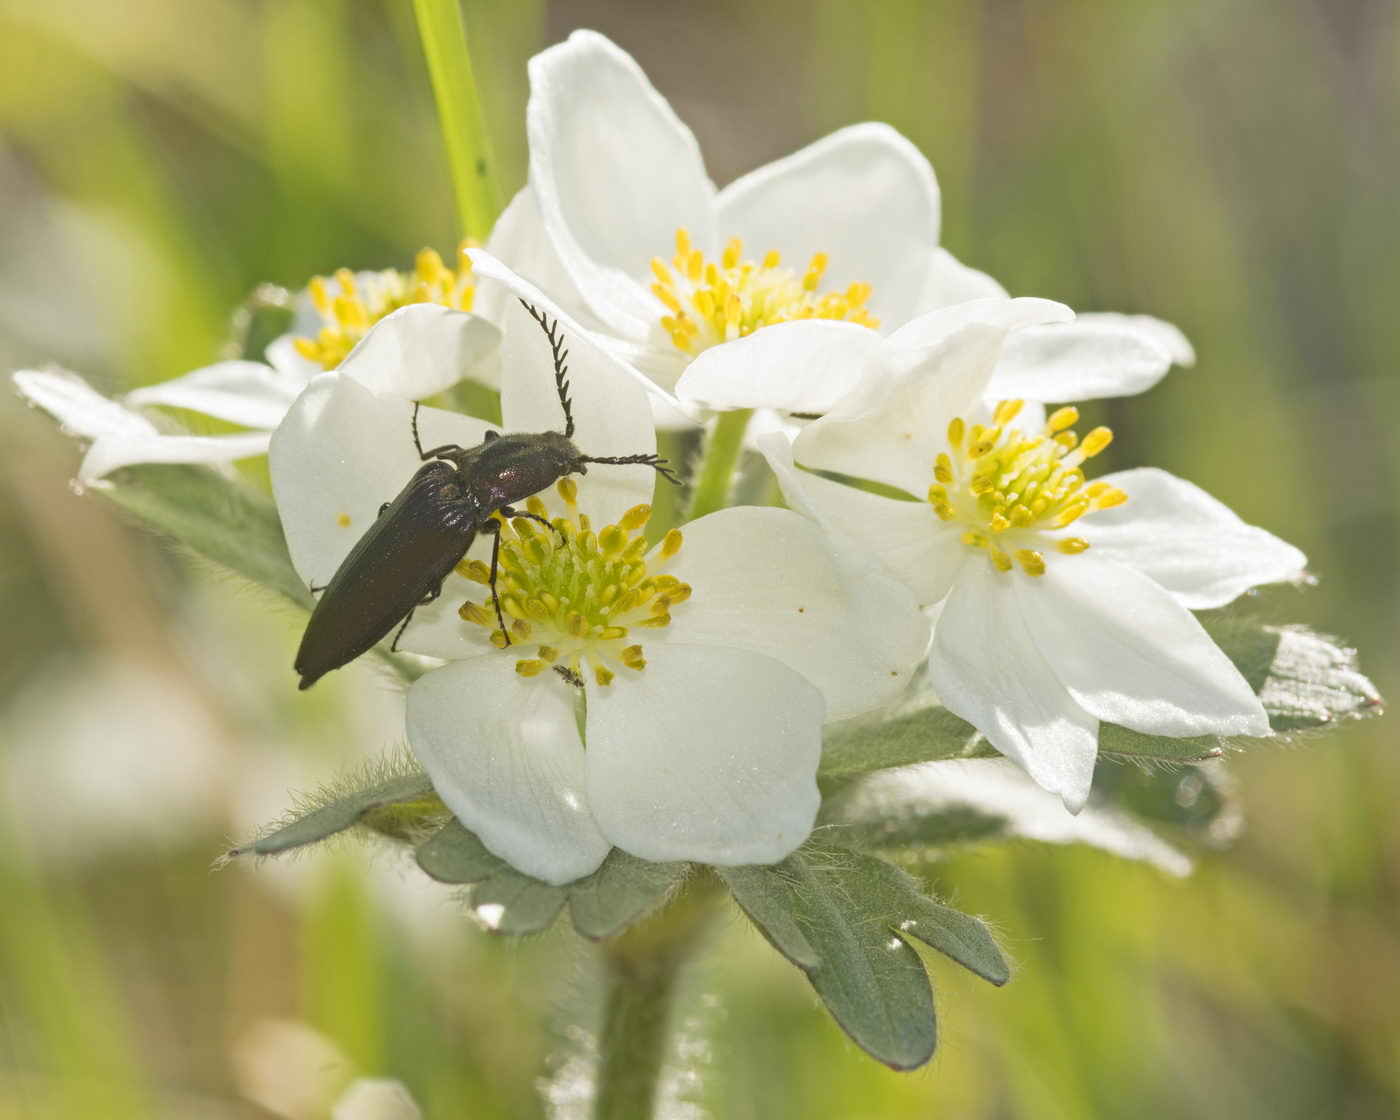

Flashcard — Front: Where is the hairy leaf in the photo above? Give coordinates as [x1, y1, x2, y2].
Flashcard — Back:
[227, 760, 443, 859]
[718, 841, 1008, 1070]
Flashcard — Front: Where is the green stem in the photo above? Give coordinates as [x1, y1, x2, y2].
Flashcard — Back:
[593, 876, 721, 1120]
[411, 0, 501, 239]
[686, 409, 753, 521]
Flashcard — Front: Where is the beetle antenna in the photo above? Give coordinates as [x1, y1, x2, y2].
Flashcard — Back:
[582, 453, 683, 486]
[518, 299, 575, 439]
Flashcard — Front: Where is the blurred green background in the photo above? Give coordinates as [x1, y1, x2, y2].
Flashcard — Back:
[1, 0, 1396, 1116]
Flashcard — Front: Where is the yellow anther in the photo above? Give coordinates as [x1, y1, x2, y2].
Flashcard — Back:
[293, 249, 476, 369]
[489, 630, 509, 649]
[994, 399, 1025, 426]
[660, 528, 684, 560]
[650, 227, 877, 356]
[594, 664, 615, 687]
[510, 619, 532, 641]
[620, 645, 646, 670]
[1079, 427, 1113, 458]
[515, 660, 546, 677]
[933, 403, 1126, 575]
[619, 504, 652, 532]
[458, 558, 491, 584]
[1046, 406, 1079, 434]
[537, 645, 558, 662]
[458, 601, 493, 626]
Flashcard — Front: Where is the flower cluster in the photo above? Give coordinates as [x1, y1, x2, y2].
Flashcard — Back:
[13, 29, 1314, 889]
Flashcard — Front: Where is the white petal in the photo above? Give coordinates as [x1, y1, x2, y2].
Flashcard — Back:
[267, 373, 493, 584]
[476, 184, 585, 327]
[794, 323, 1006, 495]
[989, 318, 1178, 402]
[1080, 312, 1195, 367]
[469, 249, 693, 420]
[14, 368, 155, 438]
[832, 758, 1191, 876]
[1081, 467, 1307, 608]
[527, 30, 716, 337]
[716, 123, 939, 328]
[915, 246, 1010, 309]
[929, 563, 1100, 811]
[759, 431, 965, 606]
[1016, 555, 1270, 738]
[487, 274, 662, 528]
[126, 360, 299, 429]
[886, 297, 1073, 352]
[584, 643, 821, 865]
[337, 304, 500, 400]
[675, 320, 885, 414]
[79, 430, 273, 482]
[658, 506, 929, 720]
[408, 657, 609, 885]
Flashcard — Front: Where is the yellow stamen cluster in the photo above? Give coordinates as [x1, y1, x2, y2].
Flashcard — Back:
[650, 228, 878, 354]
[293, 242, 477, 369]
[929, 400, 1127, 576]
[456, 481, 691, 687]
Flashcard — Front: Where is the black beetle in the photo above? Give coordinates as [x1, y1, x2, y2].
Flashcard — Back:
[294, 301, 680, 690]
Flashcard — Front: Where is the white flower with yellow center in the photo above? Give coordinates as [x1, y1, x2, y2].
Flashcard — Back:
[762, 321, 1307, 810]
[13, 246, 500, 483]
[492, 29, 1193, 420]
[269, 271, 929, 885]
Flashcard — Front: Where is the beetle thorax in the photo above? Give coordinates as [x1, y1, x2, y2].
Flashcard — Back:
[457, 430, 583, 508]
[456, 480, 689, 686]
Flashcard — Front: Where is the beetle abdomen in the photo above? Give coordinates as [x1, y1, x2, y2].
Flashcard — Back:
[295, 462, 481, 689]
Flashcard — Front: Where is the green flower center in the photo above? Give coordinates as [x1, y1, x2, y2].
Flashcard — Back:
[457, 481, 691, 686]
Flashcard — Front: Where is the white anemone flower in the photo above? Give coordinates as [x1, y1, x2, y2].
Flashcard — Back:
[494, 29, 1192, 420]
[762, 321, 1306, 811]
[269, 263, 928, 885]
[13, 248, 501, 483]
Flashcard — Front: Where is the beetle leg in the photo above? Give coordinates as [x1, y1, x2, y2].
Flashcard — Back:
[478, 518, 511, 647]
[412, 402, 467, 461]
[378, 501, 390, 517]
[498, 504, 564, 541]
[309, 580, 329, 597]
[388, 585, 444, 652]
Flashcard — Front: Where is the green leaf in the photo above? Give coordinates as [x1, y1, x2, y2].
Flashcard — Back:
[96, 464, 311, 609]
[718, 841, 1008, 1070]
[1094, 760, 1241, 847]
[227, 759, 443, 859]
[820, 700, 994, 777]
[416, 820, 683, 938]
[93, 462, 421, 681]
[1205, 620, 1383, 732]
